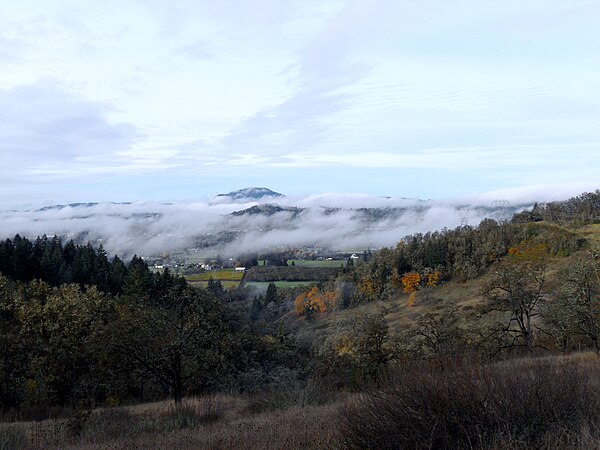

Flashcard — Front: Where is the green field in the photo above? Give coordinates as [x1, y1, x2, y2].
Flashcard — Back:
[185, 269, 244, 282]
[245, 281, 315, 289]
[188, 280, 241, 289]
[287, 259, 345, 268]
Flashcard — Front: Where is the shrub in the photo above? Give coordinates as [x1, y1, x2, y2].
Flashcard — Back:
[339, 356, 600, 449]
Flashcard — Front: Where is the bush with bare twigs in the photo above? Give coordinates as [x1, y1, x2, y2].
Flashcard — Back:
[339, 356, 600, 449]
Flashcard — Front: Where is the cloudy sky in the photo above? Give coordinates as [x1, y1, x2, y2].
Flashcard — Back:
[1, 0, 599, 208]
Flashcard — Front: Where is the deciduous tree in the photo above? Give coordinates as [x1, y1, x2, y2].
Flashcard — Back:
[481, 262, 546, 352]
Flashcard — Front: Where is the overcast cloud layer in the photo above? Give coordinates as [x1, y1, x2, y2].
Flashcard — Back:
[0, 1, 598, 208]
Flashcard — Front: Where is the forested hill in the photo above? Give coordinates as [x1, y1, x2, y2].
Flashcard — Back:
[336, 191, 599, 305]
[511, 190, 600, 224]
[0, 234, 185, 297]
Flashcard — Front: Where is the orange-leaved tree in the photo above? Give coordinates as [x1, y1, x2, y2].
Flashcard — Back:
[294, 287, 336, 318]
[401, 272, 421, 307]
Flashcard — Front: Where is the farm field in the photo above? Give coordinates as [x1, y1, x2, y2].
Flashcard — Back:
[287, 259, 345, 268]
[245, 281, 315, 289]
[188, 280, 241, 289]
[245, 266, 340, 283]
[185, 269, 244, 282]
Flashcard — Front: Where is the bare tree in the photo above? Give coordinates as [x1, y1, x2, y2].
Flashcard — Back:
[481, 262, 546, 352]
[557, 252, 600, 354]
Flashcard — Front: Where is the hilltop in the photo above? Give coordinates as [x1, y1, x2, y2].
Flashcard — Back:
[215, 187, 283, 201]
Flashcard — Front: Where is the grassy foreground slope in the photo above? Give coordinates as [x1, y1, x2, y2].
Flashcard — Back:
[4, 353, 600, 449]
[0, 394, 341, 449]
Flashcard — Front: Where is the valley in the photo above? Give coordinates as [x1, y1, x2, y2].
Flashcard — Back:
[1, 190, 599, 449]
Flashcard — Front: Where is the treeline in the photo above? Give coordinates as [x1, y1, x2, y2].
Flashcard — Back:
[0, 234, 183, 297]
[512, 189, 600, 224]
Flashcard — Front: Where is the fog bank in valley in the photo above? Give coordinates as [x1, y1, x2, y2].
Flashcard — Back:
[0, 188, 545, 259]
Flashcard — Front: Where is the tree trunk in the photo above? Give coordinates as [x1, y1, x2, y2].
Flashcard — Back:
[173, 352, 183, 405]
[525, 332, 533, 352]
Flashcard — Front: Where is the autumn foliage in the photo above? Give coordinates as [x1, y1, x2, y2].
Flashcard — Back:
[294, 287, 336, 317]
[507, 242, 549, 261]
[401, 272, 421, 294]
[426, 270, 441, 287]
[401, 270, 441, 306]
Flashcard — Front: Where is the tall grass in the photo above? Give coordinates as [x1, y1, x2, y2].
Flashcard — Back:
[339, 355, 600, 449]
[0, 427, 26, 450]
[248, 377, 338, 413]
[23, 392, 340, 449]
[27, 395, 227, 449]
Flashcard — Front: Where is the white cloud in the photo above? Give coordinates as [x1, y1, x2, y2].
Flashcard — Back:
[0, 0, 598, 204]
[0, 84, 139, 180]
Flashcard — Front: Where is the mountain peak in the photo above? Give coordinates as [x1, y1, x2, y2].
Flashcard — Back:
[216, 187, 283, 201]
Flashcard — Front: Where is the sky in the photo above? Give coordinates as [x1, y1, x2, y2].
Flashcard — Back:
[1, 0, 599, 208]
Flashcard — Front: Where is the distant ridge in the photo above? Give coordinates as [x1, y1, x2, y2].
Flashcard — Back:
[36, 202, 132, 212]
[229, 204, 303, 217]
[216, 187, 283, 201]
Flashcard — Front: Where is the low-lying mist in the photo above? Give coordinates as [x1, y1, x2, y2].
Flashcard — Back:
[0, 192, 532, 259]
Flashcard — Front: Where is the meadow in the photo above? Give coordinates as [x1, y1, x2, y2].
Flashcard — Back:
[185, 268, 245, 282]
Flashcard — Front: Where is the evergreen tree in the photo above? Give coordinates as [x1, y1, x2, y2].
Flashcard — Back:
[265, 282, 279, 305]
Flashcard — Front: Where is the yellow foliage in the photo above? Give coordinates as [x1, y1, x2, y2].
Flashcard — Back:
[401, 272, 421, 294]
[508, 242, 549, 260]
[407, 291, 417, 307]
[426, 271, 441, 288]
[334, 335, 353, 357]
[25, 379, 37, 394]
[294, 287, 336, 317]
[358, 278, 378, 297]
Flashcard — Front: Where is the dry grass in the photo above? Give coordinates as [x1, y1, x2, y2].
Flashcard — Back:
[4, 392, 343, 450]
[578, 224, 600, 246]
[7, 354, 600, 449]
[64, 404, 341, 450]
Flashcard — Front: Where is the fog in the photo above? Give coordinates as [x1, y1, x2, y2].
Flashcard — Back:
[0, 191, 539, 258]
